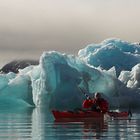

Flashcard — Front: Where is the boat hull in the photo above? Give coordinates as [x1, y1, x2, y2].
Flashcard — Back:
[52, 110, 129, 120]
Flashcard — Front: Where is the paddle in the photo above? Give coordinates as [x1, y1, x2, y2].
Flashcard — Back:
[128, 106, 132, 118]
[78, 86, 91, 100]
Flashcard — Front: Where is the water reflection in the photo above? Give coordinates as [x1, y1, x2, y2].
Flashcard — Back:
[0, 107, 54, 140]
[0, 108, 33, 139]
[0, 108, 140, 140]
[31, 107, 54, 140]
[53, 118, 108, 139]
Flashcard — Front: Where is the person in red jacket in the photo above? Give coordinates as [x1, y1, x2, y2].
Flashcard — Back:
[82, 92, 109, 113]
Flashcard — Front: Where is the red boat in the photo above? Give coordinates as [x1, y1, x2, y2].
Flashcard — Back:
[52, 110, 129, 120]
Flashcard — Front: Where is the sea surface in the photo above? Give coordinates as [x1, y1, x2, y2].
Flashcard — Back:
[0, 108, 139, 140]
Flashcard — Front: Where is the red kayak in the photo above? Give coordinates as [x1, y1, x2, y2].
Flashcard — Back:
[52, 110, 129, 120]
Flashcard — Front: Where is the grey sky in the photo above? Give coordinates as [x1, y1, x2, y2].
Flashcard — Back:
[0, 0, 140, 66]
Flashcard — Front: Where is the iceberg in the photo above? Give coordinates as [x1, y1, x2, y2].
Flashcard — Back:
[0, 38, 140, 109]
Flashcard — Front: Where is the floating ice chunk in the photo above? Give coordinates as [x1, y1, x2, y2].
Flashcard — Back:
[119, 63, 140, 89]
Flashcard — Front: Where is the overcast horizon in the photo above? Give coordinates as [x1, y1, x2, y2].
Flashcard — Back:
[0, 0, 140, 66]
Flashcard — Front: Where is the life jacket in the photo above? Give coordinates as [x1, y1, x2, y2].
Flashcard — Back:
[83, 98, 109, 113]
[93, 98, 109, 113]
[100, 99, 109, 113]
[82, 99, 93, 108]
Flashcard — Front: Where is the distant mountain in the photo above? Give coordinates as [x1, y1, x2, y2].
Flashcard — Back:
[0, 60, 39, 73]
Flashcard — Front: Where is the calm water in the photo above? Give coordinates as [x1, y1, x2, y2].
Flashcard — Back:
[0, 108, 139, 140]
